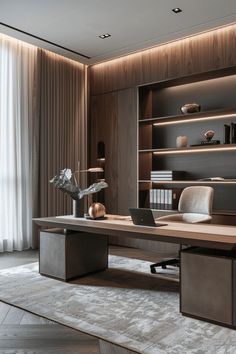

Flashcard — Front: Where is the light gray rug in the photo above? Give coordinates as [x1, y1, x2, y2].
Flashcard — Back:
[0, 255, 235, 354]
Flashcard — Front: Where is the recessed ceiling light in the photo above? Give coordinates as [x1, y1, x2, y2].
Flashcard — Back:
[99, 33, 111, 39]
[172, 8, 182, 13]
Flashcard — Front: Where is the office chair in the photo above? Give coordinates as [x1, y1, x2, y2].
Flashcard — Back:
[150, 186, 214, 274]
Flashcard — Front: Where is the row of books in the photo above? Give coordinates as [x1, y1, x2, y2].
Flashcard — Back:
[151, 170, 185, 181]
[149, 188, 182, 209]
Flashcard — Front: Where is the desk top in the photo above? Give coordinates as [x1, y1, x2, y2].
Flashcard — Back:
[34, 214, 236, 251]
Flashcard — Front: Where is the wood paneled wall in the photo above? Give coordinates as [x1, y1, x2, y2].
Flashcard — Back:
[90, 24, 236, 95]
[89, 23, 236, 251]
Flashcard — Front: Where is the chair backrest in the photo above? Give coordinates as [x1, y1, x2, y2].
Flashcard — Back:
[178, 186, 214, 215]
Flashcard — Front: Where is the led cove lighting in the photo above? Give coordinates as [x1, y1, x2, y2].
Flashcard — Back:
[99, 33, 111, 39]
[153, 113, 236, 126]
[153, 146, 236, 155]
[172, 8, 182, 13]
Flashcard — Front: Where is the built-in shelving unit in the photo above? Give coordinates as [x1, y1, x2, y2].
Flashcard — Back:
[138, 68, 236, 216]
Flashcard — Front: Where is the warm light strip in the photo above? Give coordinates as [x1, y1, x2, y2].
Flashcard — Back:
[0, 32, 37, 50]
[139, 180, 236, 185]
[92, 23, 236, 67]
[153, 146, 236, 155]
[153, 113, 236, 126]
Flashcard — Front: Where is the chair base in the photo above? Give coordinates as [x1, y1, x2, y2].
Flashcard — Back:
[150, 258, 179, 274]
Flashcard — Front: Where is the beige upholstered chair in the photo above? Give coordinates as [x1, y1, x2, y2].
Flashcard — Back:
[150, 186, 214, 274]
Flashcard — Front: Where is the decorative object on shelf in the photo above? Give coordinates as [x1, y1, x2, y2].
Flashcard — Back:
[176, 135, 188, 148]
[195, 130, 221, 146]
[199, 177, 225, 181]
[180, 103, 201, 114]
[204, 130, 215, 142]
[50, 167, 108, 218]
[224, 124, 230, 144]
[88, 202, 106, 219]
[231, 123, 236, 143]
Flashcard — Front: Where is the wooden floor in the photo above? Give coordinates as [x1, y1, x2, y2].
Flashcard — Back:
[0, 249, 101, 353]
[0, 246, 171, 354]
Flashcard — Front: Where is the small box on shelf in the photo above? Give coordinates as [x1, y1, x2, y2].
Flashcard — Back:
[151, 170, 186, 181]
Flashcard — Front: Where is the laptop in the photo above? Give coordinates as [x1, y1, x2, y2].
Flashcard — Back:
[129, 208, 167, 227]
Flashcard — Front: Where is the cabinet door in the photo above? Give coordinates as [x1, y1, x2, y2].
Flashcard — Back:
[90, 92, 118, 214]
[90, 88, 138, 215]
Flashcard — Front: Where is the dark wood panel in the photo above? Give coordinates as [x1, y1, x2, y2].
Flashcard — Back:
[89, 25, 236, 95]
[117, 88, 138, 214]
[90, 93, 118, 214]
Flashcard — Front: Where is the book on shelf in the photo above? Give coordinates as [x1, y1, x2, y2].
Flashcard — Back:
[149, 188, 182, 210]
[151, 170, 186, 181]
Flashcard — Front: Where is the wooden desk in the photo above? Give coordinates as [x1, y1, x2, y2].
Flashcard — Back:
[34, 215, 236, 329]
[34, 214, 236, 251]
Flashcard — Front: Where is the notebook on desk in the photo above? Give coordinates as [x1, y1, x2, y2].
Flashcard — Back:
[129, 208, 167, 227]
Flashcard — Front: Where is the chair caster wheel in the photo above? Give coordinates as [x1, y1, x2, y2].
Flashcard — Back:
[150, 267, 157, 274]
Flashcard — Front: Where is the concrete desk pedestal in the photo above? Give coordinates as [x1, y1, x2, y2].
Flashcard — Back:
[181, 247, 236, 328]
[40, 228, 108, 281]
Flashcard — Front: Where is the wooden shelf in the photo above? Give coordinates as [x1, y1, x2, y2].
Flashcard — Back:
[139, 180, 236, 185]
[139, 144, 236, 154]
[139, 108, 236, 125]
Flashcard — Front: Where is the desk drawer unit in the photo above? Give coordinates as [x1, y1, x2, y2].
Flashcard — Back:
[181, 247, 236, 328]
[40, 228, 108, 281]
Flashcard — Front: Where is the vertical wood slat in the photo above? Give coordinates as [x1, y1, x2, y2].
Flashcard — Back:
[39, 50, 86, 217]
[89, 24, 236, 95]
[117, 88, 138, 214]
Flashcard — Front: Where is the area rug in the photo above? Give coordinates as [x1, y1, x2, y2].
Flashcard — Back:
[0, 256, 236, 354]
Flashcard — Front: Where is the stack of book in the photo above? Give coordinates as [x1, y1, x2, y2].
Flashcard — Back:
[149, 188, 182, 210]
[151, 170, 185, 181]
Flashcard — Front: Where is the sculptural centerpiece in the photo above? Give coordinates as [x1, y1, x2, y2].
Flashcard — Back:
[50, 168, 108, 218]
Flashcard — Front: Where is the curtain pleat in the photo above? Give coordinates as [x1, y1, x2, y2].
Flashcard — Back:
[0, 35, 38, 251]
[0, 35, 87, 251]
[38, 49, 87, 218]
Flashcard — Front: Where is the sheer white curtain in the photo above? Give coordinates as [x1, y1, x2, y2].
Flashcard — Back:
[0, 34, 38, 251]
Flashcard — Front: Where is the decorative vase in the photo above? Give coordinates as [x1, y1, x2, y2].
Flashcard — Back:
[180, 103, 201, 114]
[73, 199, 84, 218]
[176, 136, 188, 148]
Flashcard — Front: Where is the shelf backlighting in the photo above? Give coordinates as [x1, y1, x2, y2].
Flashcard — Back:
[153, 146, 236, 155]
[153, 113, 236, 126]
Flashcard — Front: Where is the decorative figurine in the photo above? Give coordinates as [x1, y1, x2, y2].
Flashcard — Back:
[50, 168, 108, 217]
[180, 103, 201, 114]
[204, 130, 215, 142]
